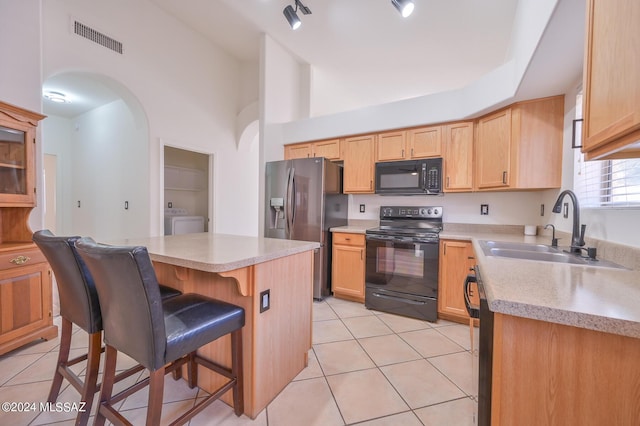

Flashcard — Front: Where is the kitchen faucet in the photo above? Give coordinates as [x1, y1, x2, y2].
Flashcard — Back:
[552, 190, 585, 253]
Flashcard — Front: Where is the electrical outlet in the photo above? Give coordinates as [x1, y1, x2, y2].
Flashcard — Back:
[563, 202, 569, 218]
[481, 204, 489, 215]
[260, 289, 270, 313]
[359, 204, 365, 213]
[168, 202, 172, 208]
[540, 204, 545, 216]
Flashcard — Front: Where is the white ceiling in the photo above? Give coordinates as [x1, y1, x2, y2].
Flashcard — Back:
[43, 0, 584, 119]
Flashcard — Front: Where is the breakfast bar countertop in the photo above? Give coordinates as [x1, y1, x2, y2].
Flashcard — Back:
[440, 230, 640, 339]
[108, 233, 320, 273]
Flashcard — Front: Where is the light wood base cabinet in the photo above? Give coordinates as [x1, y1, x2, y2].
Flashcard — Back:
[491, 314, 640, 425]
[332, 232, 365, 303]
[438, 239, 476, 323]
[0, 244, 57, 355]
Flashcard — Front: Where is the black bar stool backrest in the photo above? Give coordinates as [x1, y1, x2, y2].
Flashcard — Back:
[75, 237, 167, 371]
[33, 229, 102, 334]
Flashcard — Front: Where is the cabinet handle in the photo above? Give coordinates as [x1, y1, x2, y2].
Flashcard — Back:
[446, 176, 450, 188]
[411, 148, 414, 157]
[370, 180, 373, 189]
[402, 149, 405, 157]
[10, 255, 30, 265]
[502, 171, 507, 184]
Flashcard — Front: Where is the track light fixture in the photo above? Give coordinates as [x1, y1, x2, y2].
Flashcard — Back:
[283, 0, 312, 30]
[391, 0, 415, 18]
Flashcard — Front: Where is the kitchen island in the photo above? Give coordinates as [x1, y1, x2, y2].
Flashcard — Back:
[442, 230, 640, 426]
[110, 233, 319, 419]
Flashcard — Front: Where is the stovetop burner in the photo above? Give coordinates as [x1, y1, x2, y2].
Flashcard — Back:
[367, 205, 443, 232]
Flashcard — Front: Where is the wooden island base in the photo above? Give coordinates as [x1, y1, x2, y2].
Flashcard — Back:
[153, 250, 314, 419]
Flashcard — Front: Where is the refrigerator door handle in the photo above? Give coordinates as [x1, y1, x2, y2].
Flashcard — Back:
[286, 167, 294, 236]
[290, 171, 297, 227]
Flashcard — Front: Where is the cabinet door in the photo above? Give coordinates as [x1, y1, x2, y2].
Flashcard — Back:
[582, 0, 640, 159]
[408, 126, 442, 158]
[476, 108, 511, 189]
[343, 135, 375, 193]
[313, 139, 341, 160]
[438, 240, 475, 323]
[332, 242, 365, 302]
[0, 262, 55, 354]
[376, 131, 406, 162]
[0, 102, 43, 207]
[284, 143, 312, 160]
[443, 122, 474, 192]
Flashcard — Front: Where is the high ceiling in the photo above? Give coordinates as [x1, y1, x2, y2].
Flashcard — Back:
[150, 0, 519, 113]
[43, 0, 585, 119]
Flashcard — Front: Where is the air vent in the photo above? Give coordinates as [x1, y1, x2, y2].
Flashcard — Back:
[73, 20, 123, 54]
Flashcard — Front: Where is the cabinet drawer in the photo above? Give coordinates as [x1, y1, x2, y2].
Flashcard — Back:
[0, 248, 46, 272]
[333, 233, 365, 247]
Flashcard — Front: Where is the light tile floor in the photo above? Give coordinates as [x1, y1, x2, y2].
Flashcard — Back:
[0, 297, 477, 425]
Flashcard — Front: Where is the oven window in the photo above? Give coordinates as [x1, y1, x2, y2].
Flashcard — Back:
[376, 245, 424, 278]
[379, 173, 419, 189]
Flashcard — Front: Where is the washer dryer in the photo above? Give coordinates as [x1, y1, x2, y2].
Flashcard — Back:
[164, 208, 205, 235]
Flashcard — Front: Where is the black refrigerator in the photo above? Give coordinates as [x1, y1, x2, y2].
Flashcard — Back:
[265, 157, 348, 299]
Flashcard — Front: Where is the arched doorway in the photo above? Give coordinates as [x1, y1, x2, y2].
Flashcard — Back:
[41, 71, 150, 241]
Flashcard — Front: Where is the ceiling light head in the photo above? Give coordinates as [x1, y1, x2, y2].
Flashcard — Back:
[283, 5, 301, 30]
[43, 91, 71, 104]
[295, 0, 312, 15]
[392, 0, 415, 18]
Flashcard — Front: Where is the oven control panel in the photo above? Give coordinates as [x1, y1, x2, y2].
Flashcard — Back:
[380, 206, 443, 219]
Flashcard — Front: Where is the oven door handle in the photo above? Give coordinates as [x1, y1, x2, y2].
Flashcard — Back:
[366, 235, 436, 244]
[464, 274, 480, 319]
[370, 292, 427, 305]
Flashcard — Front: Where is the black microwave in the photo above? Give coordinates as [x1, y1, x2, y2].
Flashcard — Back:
[375, 158, 442, 195]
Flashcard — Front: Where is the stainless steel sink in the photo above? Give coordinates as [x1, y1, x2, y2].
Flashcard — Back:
[479, 240, 628, 269]
[482, 240, 554, 252]
[488, 248, 587, 265]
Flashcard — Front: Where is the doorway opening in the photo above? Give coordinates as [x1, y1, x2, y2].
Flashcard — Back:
[163, 145, 212, 235]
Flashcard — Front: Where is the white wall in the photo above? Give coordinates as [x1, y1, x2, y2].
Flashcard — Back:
[0, 0, 45, 232]
[41, 115, 74, 234]
[40, 0, 248, 237]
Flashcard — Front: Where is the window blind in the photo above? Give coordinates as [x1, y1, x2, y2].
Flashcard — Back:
[575, 156, 640, 207]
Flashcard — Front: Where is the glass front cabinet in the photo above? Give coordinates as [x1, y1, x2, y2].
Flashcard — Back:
[0, 101, 57, 355]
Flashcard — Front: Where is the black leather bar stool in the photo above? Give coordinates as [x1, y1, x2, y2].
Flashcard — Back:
[32, 230, 182, 425]
[75, 238, 245, 426]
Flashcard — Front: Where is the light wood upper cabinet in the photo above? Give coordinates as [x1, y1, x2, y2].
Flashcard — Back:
[332, 232, 365, 303]
[408, 126, 442, 158]
[284, 139, 341, 160]
[313, 139, 341, 159]
[476, 108, 512, 189]
[376, 126, 442, 162]
[438, 239, 476, 324]
[443, 122, 474, 192]
[476, 96, 564, 190]
[284, 143, 312, 160]
[582, 0, 640, 160]
[376, 131, 406, 161]
[343, 134, 375, 193]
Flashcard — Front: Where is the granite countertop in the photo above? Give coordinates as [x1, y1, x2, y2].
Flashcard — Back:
[330, 219, 378, 234]
[441, 230, 640, 339]
[108, 233, 320, 273]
